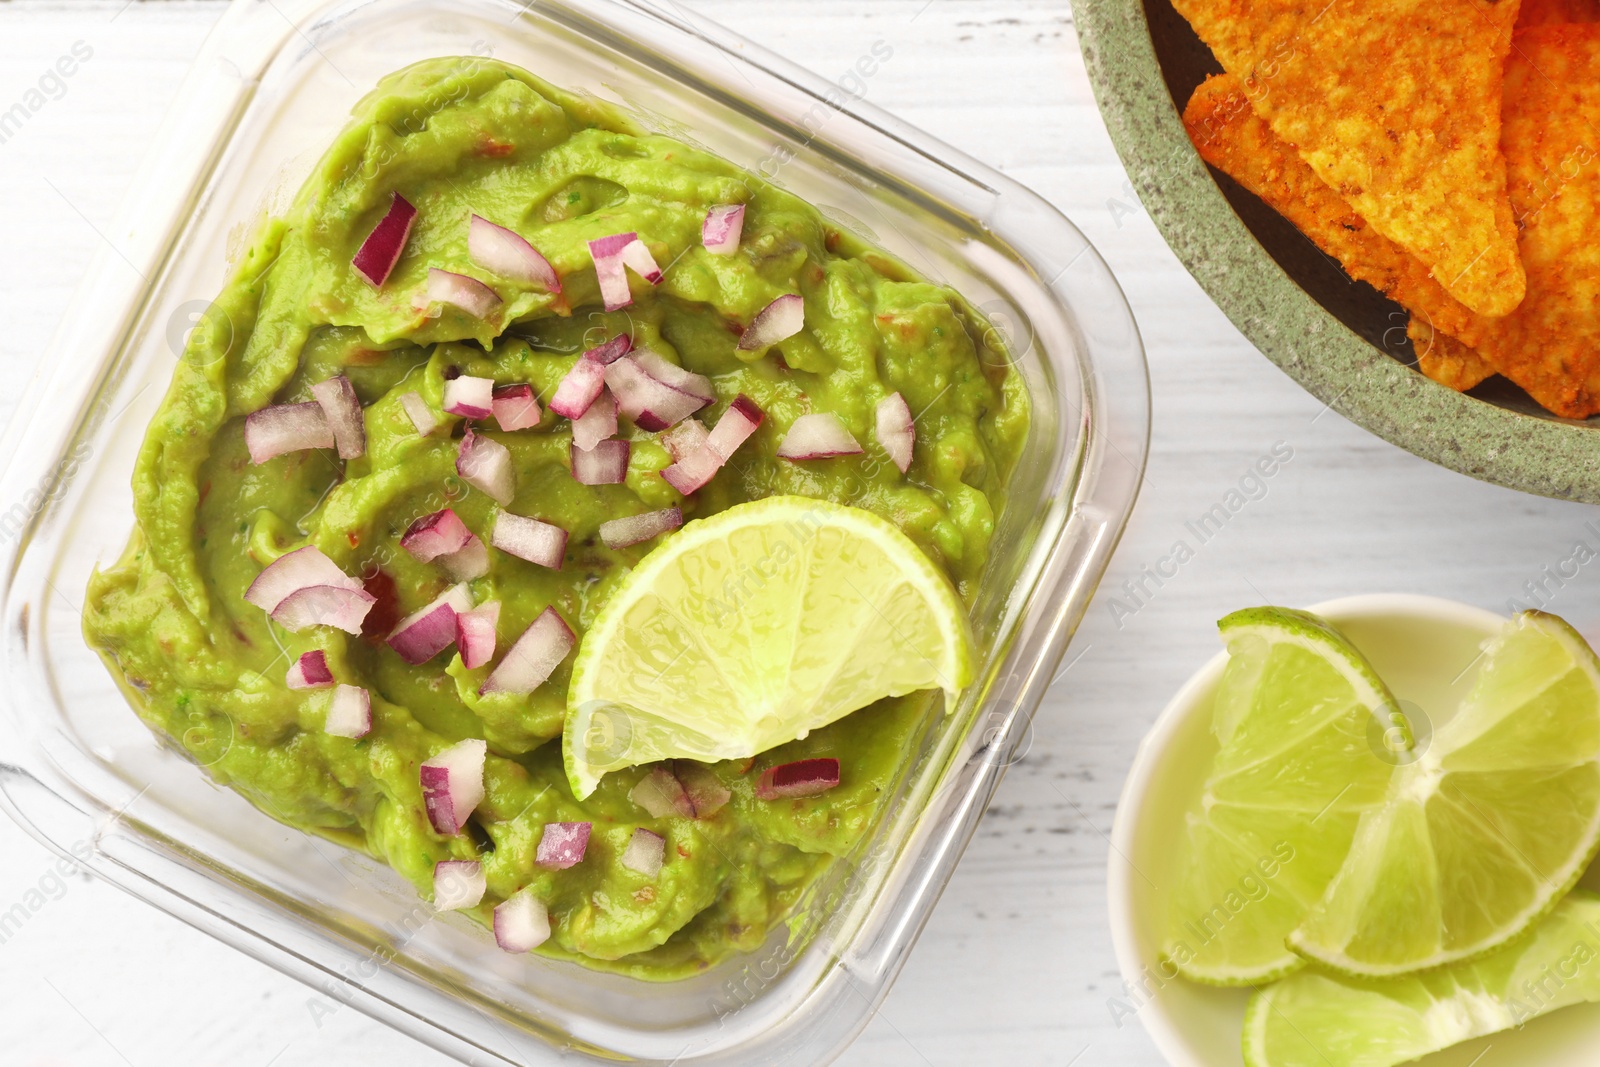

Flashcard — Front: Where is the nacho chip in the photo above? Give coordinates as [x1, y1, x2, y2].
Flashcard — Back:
[1518, 0, 1600, 28]
[1185, 31, 1600, 418]
[1171, 0, 1525, 317]
[1408, 317, 1496, 392]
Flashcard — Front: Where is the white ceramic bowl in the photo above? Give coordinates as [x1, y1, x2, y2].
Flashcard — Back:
[1108, 594, 1600, 1067]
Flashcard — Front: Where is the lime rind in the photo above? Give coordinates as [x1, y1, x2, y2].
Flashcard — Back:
[1289, 612, 1600, 979]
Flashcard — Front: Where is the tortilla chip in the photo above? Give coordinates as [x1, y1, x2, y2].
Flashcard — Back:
[1518, 0, 1600, 28]
[1170, 0, 1525, 317]
[1185, 31, 1600, 418]
[1408, 317, 1496, 392]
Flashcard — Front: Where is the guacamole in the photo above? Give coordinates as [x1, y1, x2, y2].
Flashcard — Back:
[84, 56, 1027, 976]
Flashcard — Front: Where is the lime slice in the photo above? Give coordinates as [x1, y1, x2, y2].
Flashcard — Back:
[1290, 611, 1600, 977]
[1166, 607, 1402, 984]
[1246, 889, 1600, 1067]
[563, 496, 974, 799]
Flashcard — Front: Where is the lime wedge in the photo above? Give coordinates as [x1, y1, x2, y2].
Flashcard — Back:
[1290, 611, 1600, 977]
[563, 496, 974, 800]
[1166, 607, 1402, 984]
[1246, 890, 1600, 1067]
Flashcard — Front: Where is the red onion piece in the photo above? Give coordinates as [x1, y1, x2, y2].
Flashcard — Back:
[536, 822, 592, 870]
[491, 513, 567, 569]
[674, 762, 731, 818]
[325, 684, 372, 739]
[756, 758, 841, 799]
[660, 445, 721, 496]
[352, 192, 416, 287]
[571, 389, 617, 452]
[400, 391, 437, 436]
[621, 828, 666, 876]
[737, 293, 804, 351]
[386, 583, 474, 665]
[631, 349, 713, 401]
[631, 767, 695, 819]
[588, 232, 637, 311]
[494, 889, 550, 953]
[548, 358, 607, 420]
[271, 586, 377, 634]
[455, 601, 500, 670]
[875, 391, 915, 473]
[286, 650, 335, 691]
[582, 333, 633, 366]
[620, 239, 663, 284]
[433, 859, 486, 911]
[491, 384, 541, 431]
[776, 413, 864, 460]
[599, 507, 682, 550]
[480, 606, 574, 695]
[426, 268, 501, 319]
[244, 402, 333, 464]
[701, 204, 745, 255]
[660, 419, 709, 463]
[457, 429, 515, 505]
[420, 737, 486, 835]
[310, 376, 366, 460]
[468, 214, 560, 292]
[571, 438, 629, 485]
[244, 546, 365, 613]
[442, 375, 495, 419]
[604, 357, 707, 431]
[706, 394, 764, 461]
[400, 509, 473, 564]
[439, 534, 489, 581]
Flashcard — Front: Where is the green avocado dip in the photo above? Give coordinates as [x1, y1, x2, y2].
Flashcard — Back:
[83, 56, 1027, 977]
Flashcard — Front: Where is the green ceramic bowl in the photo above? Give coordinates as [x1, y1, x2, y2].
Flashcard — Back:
[1073, 0, 1599, 502]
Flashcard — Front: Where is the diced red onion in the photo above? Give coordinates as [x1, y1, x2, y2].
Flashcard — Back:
[481, 607, 574, 695]
[386, 583, 474, 665]
[426, 268, 501, 319]
[494, 889, 550, 953]
[756, 758, 841, 799]
[491, 513, 567, 569]
[491, 384, 541, 431]
[310, 376, 366, 460]
[588, 232, 637, 311]
[875, 391, 915, 474]
[582, 333, 633, 366]
[604, 357, 707, 430]
[457, 429, 515, 505]
[468, 214, 560, 293]
[420, 737, 487, 835]
[621, 239, 663, 284]
[548, 358, 607, 420]
[400, 391, 437, 436]
[433, 859, 486, 911]
[536, 822, 592, 869]
[571, 438, 629, 485]
[660, 446, 721, 496]
[777, 413, 864, 460]
[621, 828, 666, 876]
[442, 375, 495, 419]
[674, 762, 731, 818]
[325, 684, 372, 739]
[737, 293, 804, 351]
[599, 508, 682, 550]
[631, 767, 694, 819]
[455, 601, 500, 670]
[631, 350, 713, 401]
[286, 650, 334, 690]
[707, 394, 764, 460]
[439, 534, 489, 581]
[702, 204, 745, 255]
[244, 402, 333, 464]
[352, 192, 416, 287]
[244, 546, 365, 612]
[400, 509, 473, 564]
[661, 419, 709, 463]
[271, 586, 377, 634]
[571, 389, 617, 451]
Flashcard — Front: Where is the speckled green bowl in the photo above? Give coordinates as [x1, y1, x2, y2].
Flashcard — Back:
[1073, 0, 1599, 501]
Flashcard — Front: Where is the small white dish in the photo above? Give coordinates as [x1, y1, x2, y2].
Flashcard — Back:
[1108, 593, 1600, 1067]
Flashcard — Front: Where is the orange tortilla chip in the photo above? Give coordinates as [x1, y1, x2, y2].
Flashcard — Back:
[1518, 0, 1600, 28]
[1170, 0, 1526, 317]
[1407, 317, 1496, 392]
[1185, 32, 1600, 418]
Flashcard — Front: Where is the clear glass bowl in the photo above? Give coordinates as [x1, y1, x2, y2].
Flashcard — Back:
[0, 0, 1149, 1062]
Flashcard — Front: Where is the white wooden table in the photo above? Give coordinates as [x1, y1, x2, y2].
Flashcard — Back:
[3, 2, 1596, 1065]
